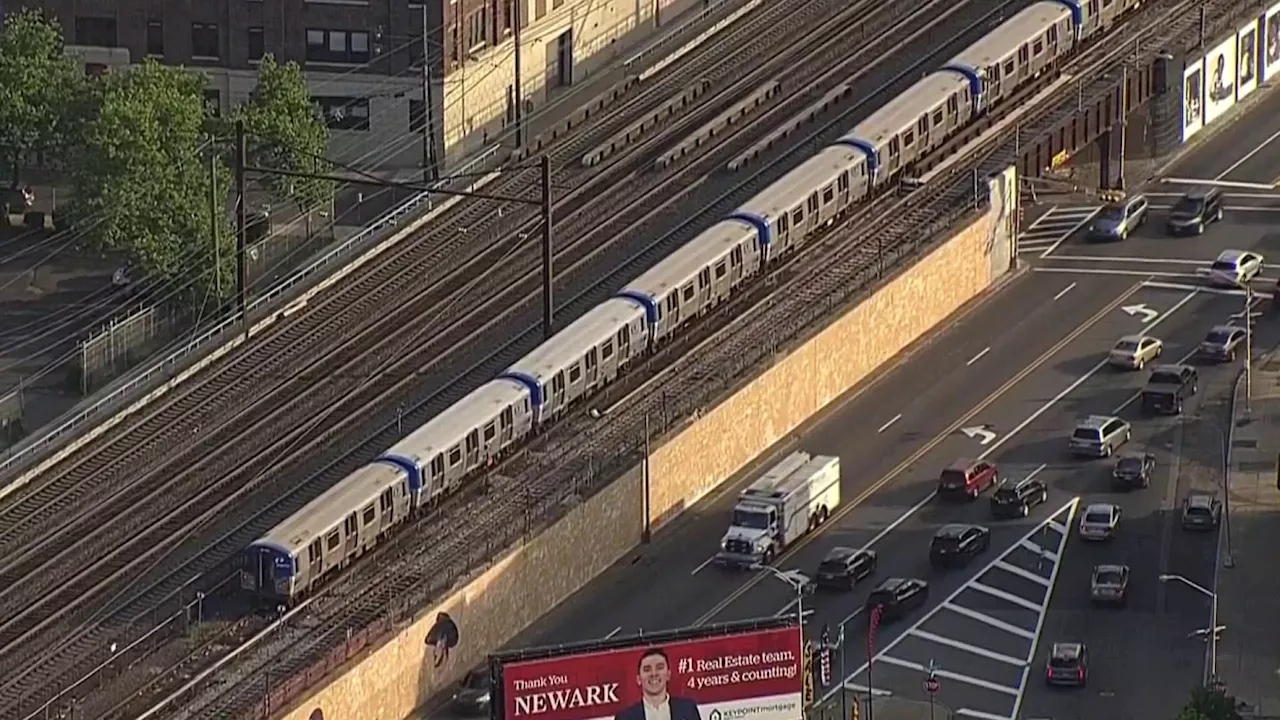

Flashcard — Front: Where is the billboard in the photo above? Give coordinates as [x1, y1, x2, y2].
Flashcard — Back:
[1239, 20, 1260, 100]
[499, 627, 803, 720]
[1205, 34, 1238, 125]
[1266, 1, 1280, 82]
[1183, 55, 1205, 141]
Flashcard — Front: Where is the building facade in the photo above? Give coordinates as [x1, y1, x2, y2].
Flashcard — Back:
[16, 0, 703, 173]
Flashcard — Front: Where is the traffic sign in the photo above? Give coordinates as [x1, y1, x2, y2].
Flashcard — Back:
[924, 677, 940, 695]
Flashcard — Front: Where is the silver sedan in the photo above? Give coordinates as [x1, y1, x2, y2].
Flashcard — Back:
[1108, 334, 1163, 370]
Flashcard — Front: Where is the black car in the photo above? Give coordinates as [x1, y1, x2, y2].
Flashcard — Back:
[1181, 492, 1223, 531]
[865, 577, 929, 621]
[450, 669, 492, 716]
[1045, 643, 1089, 686]
[1141, 364, 1198, 415]
[929, 524, 991, 568]
[815, 547, 877, 590]
[1111, 452, 1154, 490]
[1199, 325, 1247, 362]
[1166, 186, 1224, 235]
[990, 477, 1049, 518]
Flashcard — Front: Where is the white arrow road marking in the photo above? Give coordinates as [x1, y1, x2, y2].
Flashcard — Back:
[961, 426, 997, 445]
[1121, 303, 1159, 322]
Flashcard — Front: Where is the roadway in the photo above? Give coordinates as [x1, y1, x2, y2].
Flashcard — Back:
[498, 81, 1280, 720]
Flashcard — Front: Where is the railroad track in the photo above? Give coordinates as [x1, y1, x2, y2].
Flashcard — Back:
[0, 0, 996, 715]
[145, 0, 1244, 716]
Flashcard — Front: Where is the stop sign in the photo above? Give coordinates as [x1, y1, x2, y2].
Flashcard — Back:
[924, 677, 940, 695]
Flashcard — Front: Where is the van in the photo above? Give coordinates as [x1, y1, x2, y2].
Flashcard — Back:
[937, 459, 998, 500]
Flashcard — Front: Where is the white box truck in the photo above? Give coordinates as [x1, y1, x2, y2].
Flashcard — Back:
[715, 452, 841, 569]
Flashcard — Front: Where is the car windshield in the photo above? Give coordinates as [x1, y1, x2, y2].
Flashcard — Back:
[933, 536, 961, 550]
[1084, 511, 1111, 524]
[1114, 340, 1139, 352]
[1098, 204, 1126, 221]
[1206, 330, 1233, 344]
[868, 591, 896, 607]
[731, 509, 770, 529]
[994, 487, 1019, 501]
[1174, 197, 1204, 214]
[1186, 505, 1211, 516]
[1050, 655, 1079, 668]
[462, 671, 489, 689]
[1116, 457, 1143, 473]
[1150, 370, 1182, 385]
[1072, 428, 1098, 440]
[940, 469, 968, 487]
[819, 560, 848, 572]
[1095, 569, 1124, 585]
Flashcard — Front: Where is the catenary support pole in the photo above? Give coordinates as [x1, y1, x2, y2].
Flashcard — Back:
[422, 5, 439, 183]
[513, 0, 524, 148]
[541, 154, 553, 340]
[208, 135, 221, 300]
[642, 411, 652, 543]
[234, 120, 248, 325]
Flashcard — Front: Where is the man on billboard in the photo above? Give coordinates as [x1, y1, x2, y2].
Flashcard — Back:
[615, 648, 703, 720]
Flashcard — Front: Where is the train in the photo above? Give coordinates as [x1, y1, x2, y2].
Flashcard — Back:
[241, 0, 1140, 604]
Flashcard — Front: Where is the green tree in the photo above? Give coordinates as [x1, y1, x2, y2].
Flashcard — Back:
[0, 9, 84, 181]
[235, 54, 334, 213]
[1178, 684, 1244, 720]
[67, 60, 234, 311]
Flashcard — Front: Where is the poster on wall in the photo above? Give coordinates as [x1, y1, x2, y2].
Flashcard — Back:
[1183, 56, 1205, 140]
[1265, 2, 1280, 82]
[1239, 21, 1259, 100]
[1204, 35, 1237, 125]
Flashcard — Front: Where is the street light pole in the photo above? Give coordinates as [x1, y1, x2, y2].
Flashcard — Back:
[1245, 284, 1254, 415]
[1159, 574, 1220, 683]
[754, 565, 810, 678]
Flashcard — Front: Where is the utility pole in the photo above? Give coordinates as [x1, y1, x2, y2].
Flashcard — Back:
[1245, 284, 1254, 414]
[233, 120, 248, 324]
[541, 154, 553, 339]
[642, 410, 652, 543]
[422, 5, 439, 183]
[513, 0, 525, 148]
[208, 135, 222, 300]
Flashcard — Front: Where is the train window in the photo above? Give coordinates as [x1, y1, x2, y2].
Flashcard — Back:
[430, 454, 444, 477]
[448, 446, 462, 466]
[822, 186, 834, 204]
[362, 505, 376, 525]
[715, 261, 727, 279]
[902, 130, 914, 148]
[601, 340, 614, 359]
[888, 137, 900, 157]
[791, 208, 803, 225]
[568, 364, 581, 383]
[483, 422, 496, 441]
[682, 284, 695, 302]
[1003, 59, 1015, 76]
[1033, 40, 1043, 56]
[807, 193, 819, 213]
[933, 109, 944, 125]
[326, 531, 341, 550]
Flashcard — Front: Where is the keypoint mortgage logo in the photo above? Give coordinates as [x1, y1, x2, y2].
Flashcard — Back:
[498, 627, 803, 720]
[426, 612, 461, 668]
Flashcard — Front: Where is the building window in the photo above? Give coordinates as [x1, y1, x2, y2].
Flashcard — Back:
[467, 8, 488, 50]
[248, 27, 265, 61]
[409, 99, 426, 132]
[305, 29, 370, 65]
[192, 23, 219, 58]
[74, 17, 118, 47]
[503, 1, 513, 32]
[204, 89, 221, 117]
[146, 20, 163, 56]
[314, 96, 370, 131]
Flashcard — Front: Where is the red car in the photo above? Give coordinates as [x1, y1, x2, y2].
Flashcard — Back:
[937, 459, 998, 500]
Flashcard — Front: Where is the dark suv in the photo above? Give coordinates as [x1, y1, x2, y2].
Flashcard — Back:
[990, 477, 1049, 518]
[929, 524, 991, 568]
[1141, 364, 1198, 415]
[1166, 186, 1224, 235]
[937, 459, 998, 500]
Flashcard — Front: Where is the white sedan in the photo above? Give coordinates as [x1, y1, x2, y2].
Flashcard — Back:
[1207, 249, 1264, 288]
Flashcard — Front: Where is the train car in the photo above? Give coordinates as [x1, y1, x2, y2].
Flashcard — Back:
[729, 147, 867, 260]
[835, 70, 978, 185]
[500, 297, 649, 424]
[380, 378, 533, 504]
[944, 1, 1079, 111]
[243, 459, 416, 602]
[617, 219, 764, 344]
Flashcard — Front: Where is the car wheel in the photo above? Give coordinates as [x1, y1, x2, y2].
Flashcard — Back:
[1104, 444, 1113, 457]
[1136, 357, 1145, 369]
[1041, 490, 1049, 504]
[1216, 207, 1224, 221]
[1021, 503, 1030, 517]
[1229, 350, 1236, 362]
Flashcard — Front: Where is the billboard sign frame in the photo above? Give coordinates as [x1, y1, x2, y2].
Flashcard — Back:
[1265, 1, 1280, 82]
[1204, 33, 1238, 125]
[1239, 19, 1260, 101]
[1182, 53, 1205, 141]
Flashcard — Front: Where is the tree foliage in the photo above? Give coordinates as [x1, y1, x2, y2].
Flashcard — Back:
[67, 60, 234, 309]
[235, 54, 334, 211]
[1177, 684, 1245, 720]
[0, 9, 84, 179]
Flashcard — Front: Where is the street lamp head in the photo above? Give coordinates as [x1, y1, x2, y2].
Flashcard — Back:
[1159, 574, 1176, 581]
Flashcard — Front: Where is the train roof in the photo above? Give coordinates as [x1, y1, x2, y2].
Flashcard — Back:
[254, 461, 408, 555]
[622, 219, 757, 299]
[385, 378, 529, 462]
[735, 152, 853, 222]
[841, 72, 970, 146]
[948, 2, 1072, 69]
[503, 298, 646, 382]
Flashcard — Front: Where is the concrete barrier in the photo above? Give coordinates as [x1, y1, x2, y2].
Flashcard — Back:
[273, 201, 1008, 720]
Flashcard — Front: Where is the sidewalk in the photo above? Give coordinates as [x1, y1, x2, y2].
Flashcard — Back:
[1218, 360, 1280, 717]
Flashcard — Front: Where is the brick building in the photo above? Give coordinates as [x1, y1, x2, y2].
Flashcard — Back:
[12, 0, 704, 173]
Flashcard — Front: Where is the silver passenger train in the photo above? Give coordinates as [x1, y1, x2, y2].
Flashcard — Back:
[242, 0, 1140, 603]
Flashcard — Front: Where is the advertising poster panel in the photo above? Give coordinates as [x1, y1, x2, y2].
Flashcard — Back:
[1183, 55, 1205, 140]
[1205, 34, 1238, 125]
[1239, 20, 1260, 100]
[500, 628, 803, 720]
[1266, 1, 1280, 82]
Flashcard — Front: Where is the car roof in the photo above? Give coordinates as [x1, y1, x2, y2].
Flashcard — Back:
[944, 458, 980, 471]
[936, 523, 977, 537]
[824, 546, 864, 561]
[1051, 642, 1084, 657]
[1208, 324, 1243, 334]
[1077, 415, 1120, 429]
[1187, 493, 1217, 507]
[874, 577, 914, 591]
[1151, 363, 1193, 374]
[1217, 249, 1248, 263]
[1115, 334, 1149, 345]
[1116, 451, 1149, 461]
[1084, 502, 1117, 513]
[1183, 186, 1219, 199]
[1093, 563, 1128, 574]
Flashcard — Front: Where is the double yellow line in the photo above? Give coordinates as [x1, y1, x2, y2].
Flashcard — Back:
[693, 281, 1145, 625]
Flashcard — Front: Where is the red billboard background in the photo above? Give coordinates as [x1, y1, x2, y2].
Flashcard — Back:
[500, 627, 803, 720]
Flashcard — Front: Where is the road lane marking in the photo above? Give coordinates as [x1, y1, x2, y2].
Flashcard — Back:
[1053, 282, 1076, 301]
[1213, 125, 1280, 179]
[956, 710, 1014, 720]
[1045, 519, 1067, 535]
[845, 683, 893, 697]
[837, 604, 866, 627]
[1034, 266, 1205, 280]
[1010, 509, 1078, 720]
[878, 655, 1021, 696]
[690, 557, 716, 575]
[1034, 207, 1101, 259]
[605, 626, 623, 638]
[1143, 279, 1272, 298]
[995, 560, 1052, 588]
[1022, 463, 1047, 482]
[693, 283, 1149, 626]
[944, 602, 1036, 640]
[909, 629, 1028, 667]
[1049, 255, 1212, 265]
[877, 414, 902, 433]
[966, 347, 991, 366]
[1150, 204, 1280, 212]
[968, 581, 1044, 613]
[1018, 538, 1058, 562]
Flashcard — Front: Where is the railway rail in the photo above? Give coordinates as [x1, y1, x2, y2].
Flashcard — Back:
[85, 0, 1246, 717]
[0, 0, 1010, 716]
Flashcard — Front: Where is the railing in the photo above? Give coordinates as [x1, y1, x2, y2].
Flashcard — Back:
[0, 143, 503, 483]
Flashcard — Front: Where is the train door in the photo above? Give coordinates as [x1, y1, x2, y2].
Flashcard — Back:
[428, 453, 444, 498]
[837, 170, 851, 209]
[307, 539, 323, 585]
[712, 259, 728, 301]
[256, 548, 276, 593]
[730, 245, 745, 284]
[343, 513, 359, 559]
[886, 137, 900, 176]
[481, 421, 497, 458]
[697, 268, 711, 311]
[615, 325, 631, 362]
[465, 429, 480, 467]
[585, 347, 599, 386]
[774, 214, 790, 256]
[499, 406, 514, 444]
[550, 370, 567, 412]
[379, 486, 396, 531]
[1086, 0, 1100, 31]
[360, 504, 376, 550]
[985, 65, 1001, 109]
[1017, 44, 1030, 83]
[665, 291, 680, 331]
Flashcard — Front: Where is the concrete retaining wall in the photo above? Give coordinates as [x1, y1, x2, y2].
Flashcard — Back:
[275, 200, 1008, 720]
